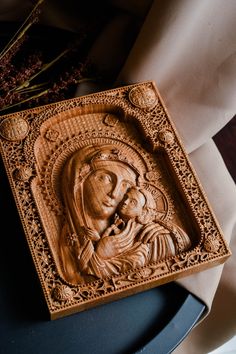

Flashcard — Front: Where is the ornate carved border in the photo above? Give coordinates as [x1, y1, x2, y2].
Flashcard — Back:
[0, 81, 231, 319]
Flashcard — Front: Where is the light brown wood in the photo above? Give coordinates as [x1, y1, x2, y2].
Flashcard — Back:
[0, 81, 231, 319]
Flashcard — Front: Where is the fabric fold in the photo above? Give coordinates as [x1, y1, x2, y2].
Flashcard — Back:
[116, 0, 236, 153]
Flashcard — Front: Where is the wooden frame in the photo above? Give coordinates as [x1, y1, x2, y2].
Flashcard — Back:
[0, 81, 231, 319]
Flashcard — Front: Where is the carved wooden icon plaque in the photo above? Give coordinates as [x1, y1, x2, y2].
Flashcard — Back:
[0, 81, 231, 319]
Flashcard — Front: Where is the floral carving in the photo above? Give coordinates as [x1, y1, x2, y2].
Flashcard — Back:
[52, 285, 74, 302]
[0, 116, 29, 141]
[129, 85, 157, 109]
[159, 130, 175, 145]
[103, 114, 118, 127]
[131, 267, 153, 280]
[44, 128, 60, 142]
[204, 236, 221, 253]
[13, 166, 33, 181]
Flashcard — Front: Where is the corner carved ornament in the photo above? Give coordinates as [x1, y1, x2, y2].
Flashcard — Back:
[0, 81, 231, 319]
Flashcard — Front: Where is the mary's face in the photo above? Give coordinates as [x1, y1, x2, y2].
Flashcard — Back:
[83, 161, 137, 219]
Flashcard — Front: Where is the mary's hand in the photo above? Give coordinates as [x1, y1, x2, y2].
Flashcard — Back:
[96, 219, 140, 259]
[138, 222, 170, 244]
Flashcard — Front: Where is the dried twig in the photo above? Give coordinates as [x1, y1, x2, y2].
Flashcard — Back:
[0, 0, 98, 115]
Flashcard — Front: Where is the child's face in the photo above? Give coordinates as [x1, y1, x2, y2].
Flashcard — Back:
[119, 189, 145, 220]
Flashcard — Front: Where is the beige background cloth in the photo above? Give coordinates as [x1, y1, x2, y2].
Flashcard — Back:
[116, 1, 236, 352]
[1, 0, 236, 352]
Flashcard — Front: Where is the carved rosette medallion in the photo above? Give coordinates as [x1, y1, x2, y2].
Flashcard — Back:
[13, 166, 33, 182]
[129, 85, 157, 109]
[204, 236, 221, 253]
[159, 130, 175, 145]
[52, 285, 74, 302]
[0, 116, 29, 141]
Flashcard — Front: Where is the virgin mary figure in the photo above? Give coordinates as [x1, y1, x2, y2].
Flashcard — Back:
[59, 144, 191, 284]
[59, 144, 148, 283]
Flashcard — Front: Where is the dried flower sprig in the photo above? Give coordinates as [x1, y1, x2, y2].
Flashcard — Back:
[0, 0, 44, 67]
[0, 0, 99, 115]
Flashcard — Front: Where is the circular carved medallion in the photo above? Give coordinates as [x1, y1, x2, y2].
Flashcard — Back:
[129, 86, 157, 109]
[204, 237, 220, 253]
[159, 130, 175, 145]
[0, 116, 29, 141]
[52, 285, 74, 302]
[13, 166, 33, 181]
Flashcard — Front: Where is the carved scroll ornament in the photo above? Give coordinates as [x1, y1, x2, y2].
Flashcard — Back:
[0, 81, 231, 319]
